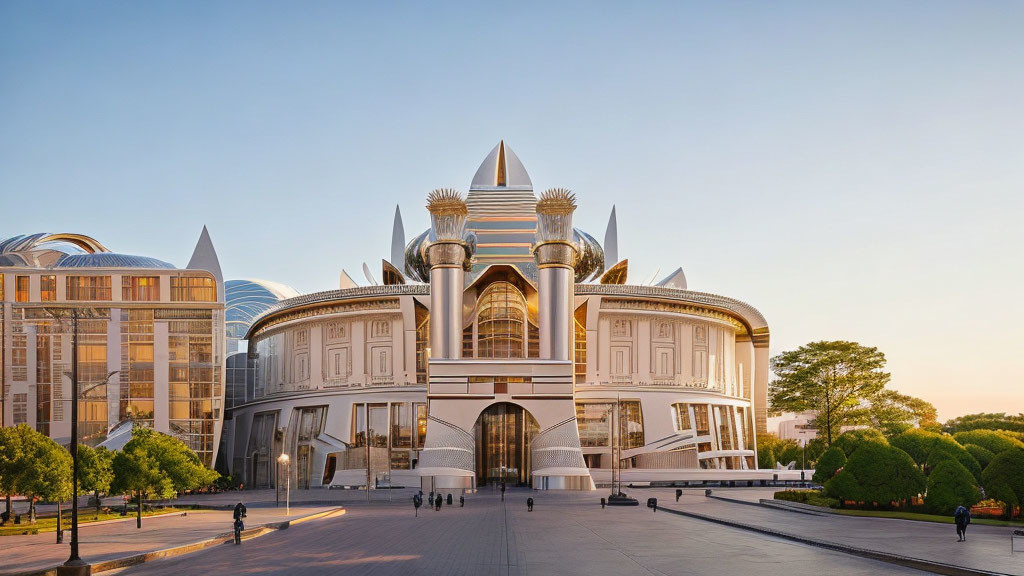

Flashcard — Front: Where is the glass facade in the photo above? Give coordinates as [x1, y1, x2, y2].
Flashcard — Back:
[122, 275, 160, 301]
[66, 276, 112, 301]
[170, 276, 216, 302]
[476, 282, 527, 359]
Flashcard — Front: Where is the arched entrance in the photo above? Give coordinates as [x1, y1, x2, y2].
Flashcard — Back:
[474, 402, 539, 487]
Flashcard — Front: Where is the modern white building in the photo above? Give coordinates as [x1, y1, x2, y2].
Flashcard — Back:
[0, 230, 226, 466]
[224, 142, 771, 491]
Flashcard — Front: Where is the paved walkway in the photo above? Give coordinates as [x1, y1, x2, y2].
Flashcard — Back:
[110, 488, 928, 576]
[646, 487, 1024, 575]
[0, 504, 334, 576]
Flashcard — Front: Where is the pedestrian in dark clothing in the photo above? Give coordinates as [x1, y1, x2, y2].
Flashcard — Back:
[232, 502, 247, 545]
[954, 505, 971, 541]
[435, 494, 443, 511]
[501, 483, 506, 501]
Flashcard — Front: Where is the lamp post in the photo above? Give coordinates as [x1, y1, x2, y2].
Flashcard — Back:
[277, 453, 290, 516]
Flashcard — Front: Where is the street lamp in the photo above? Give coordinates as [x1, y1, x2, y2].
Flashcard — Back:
[278, 453, 290, 515]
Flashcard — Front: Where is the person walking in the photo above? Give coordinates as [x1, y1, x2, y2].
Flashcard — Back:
[954, 505, 971, 542]
[435, 493, 443, 511]
[232, 502, 247, 545]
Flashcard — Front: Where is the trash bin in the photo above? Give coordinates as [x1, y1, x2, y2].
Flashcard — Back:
[600, 497, 606, 509]
[647, 498, 658, 512]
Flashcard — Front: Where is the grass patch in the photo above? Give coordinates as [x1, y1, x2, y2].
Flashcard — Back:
[0, 507, 191, 536]
[774, 489, 838, 509]
[833, 508, 1024, 527]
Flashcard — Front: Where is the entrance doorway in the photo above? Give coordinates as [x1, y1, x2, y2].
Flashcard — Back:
[474, 403, 539, 487]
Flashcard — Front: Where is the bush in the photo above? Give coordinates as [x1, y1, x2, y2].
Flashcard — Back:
[824, 441, 925, 507]
[981, 447, 1024, 518]
[925, 438, 982, 481]
[953, 430, 1024, 456]
[963, 444, 995, 470]
[774, 489, 838, 508]
[924, 459, 981, 515]
[890, 429, 938, 466]
[812, 446, 846, 484]
[832, 428, 888, 456]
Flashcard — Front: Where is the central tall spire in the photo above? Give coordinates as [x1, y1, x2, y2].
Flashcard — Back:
[469, 140, 533, 190]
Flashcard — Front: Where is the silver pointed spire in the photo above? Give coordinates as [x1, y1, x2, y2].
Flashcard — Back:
[186, 226, 224, 301]
[390, 205, 405, 270]
[603, 206, 618, 271]
[656, 267, 688, 290]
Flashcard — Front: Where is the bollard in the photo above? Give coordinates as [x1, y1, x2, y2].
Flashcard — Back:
[447, 493, 453, 506]
[647, 498, 658, 512]
[675, 489, 682, 502]
[600, 497, 606, 509]
[527, 497, 534, 512]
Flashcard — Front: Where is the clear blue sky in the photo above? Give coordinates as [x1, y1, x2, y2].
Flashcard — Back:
[2, 1, 1022, 420]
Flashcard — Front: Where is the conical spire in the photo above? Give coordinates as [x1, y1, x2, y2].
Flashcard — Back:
[470, 140, 532, 190]
[603, 206, 618, 271]
[186, 226, 223, 300]
[390, 205, 405, 270]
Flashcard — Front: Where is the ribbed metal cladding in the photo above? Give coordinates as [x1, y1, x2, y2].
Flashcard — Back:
[538, 267, 573, 361]
[429, 266, 463, 359]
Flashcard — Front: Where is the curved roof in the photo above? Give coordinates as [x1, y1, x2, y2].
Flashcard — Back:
[55, 253, 176, 269]
[226, 278, 301, 342]
[470, 140, 533, 190]
[0, 232, 177, 269]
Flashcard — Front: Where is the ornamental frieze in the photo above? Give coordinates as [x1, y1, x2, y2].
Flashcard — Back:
[599, 298, 747, 334]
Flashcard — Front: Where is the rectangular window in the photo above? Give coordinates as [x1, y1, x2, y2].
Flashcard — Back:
[122, 276, 160, 301]
[619, 400, 645, 449]
[414, 403, 427, 449]
[15, 276, 30, 302]
[66, 276, 112, 301]
[672, 403, 691, 432]
[170, 276, 216, 302]
[391, 403, 412, 448]
[40, 275, 56, 301]
[575, 402, 613, 447]
[0, 274, 4, 300]
[694, 405, 710, 436]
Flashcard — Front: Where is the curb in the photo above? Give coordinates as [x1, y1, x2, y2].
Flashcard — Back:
[705, 494, 831, 516]
[655, 505, 1009, 576]
[4, 507, 344, 576]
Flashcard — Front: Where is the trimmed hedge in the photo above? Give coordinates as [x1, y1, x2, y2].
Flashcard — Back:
[824, 441, 925, 507]
[832, 428, 888, 456]
[925, 439, 982, 481]
[981, 447, 1024, 518]
[812, 446, 846, 484]
[953, 430, 1024, 456]
[924, 459, 981, 515]
[964, 444, 995, 469]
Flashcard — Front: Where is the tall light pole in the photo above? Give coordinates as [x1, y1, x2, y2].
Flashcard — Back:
[43, 307, 92, 576]
[277, 453, 290, 515]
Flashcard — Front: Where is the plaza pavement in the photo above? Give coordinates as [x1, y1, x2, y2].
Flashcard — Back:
[107, 487, 935, 576]
[0, 504, 337, 576]
[647, 487, 1024, 575]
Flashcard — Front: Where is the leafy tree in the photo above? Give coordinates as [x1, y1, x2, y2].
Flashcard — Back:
[952, 430, 1024, 456]
[78, 445, 114, 518]
[824, 441, 925, 507]
[831, 428, 888, 456]
[981, 447, 1024, 519]
[756, 434, 803, 469]
[943, 413, 1024, 435]
[812, 446, 846, 484]
[963, 444, 995, 470]
[891, 429, 981, 479]
[13, 426, 73, 529]
[890, 429, 936, 466]
[924, 459, 981, 515]
[770, 341, 890, 445]
[110, 428, 218, 528]
[868, 389, 939, 437]
[0, 426, 24, 523]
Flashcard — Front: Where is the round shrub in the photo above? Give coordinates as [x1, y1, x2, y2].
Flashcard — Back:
[953, 430, 1024, 456]
[824, 441, 925, 507]
[890, 428, 939, 466]
[964, 444, 995, 469]
[812, 446, 846, 484]
[981, 447, 1024, 518]
[832, 428, 888, 456]
[925, 438, 982, 481]
[924, 459, 981, 515]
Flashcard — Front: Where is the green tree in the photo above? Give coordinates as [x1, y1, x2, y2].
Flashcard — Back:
[981, 447, 1024, 519]
[14, 426, 72, 532]
[868, 390, 939, 437]
[78, 445, 114, 518]
[952, 430, 1024, 456]
[0, 426, 24, 523]
[812, 446, 846, 484]
[890, 429, 981, 479]
[770, 341, 890, 445]
[924, 459, 981, 515]
[943, 413, 1024, 435]
[963, 444, 995, 469]
[831, 428, 888, 456]
[110, 428, 218, 528]
[824, 441, 925, 507]
[925, 439, 981, 481]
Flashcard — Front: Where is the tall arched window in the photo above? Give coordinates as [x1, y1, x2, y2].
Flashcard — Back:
[476, 282, 527, 359]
